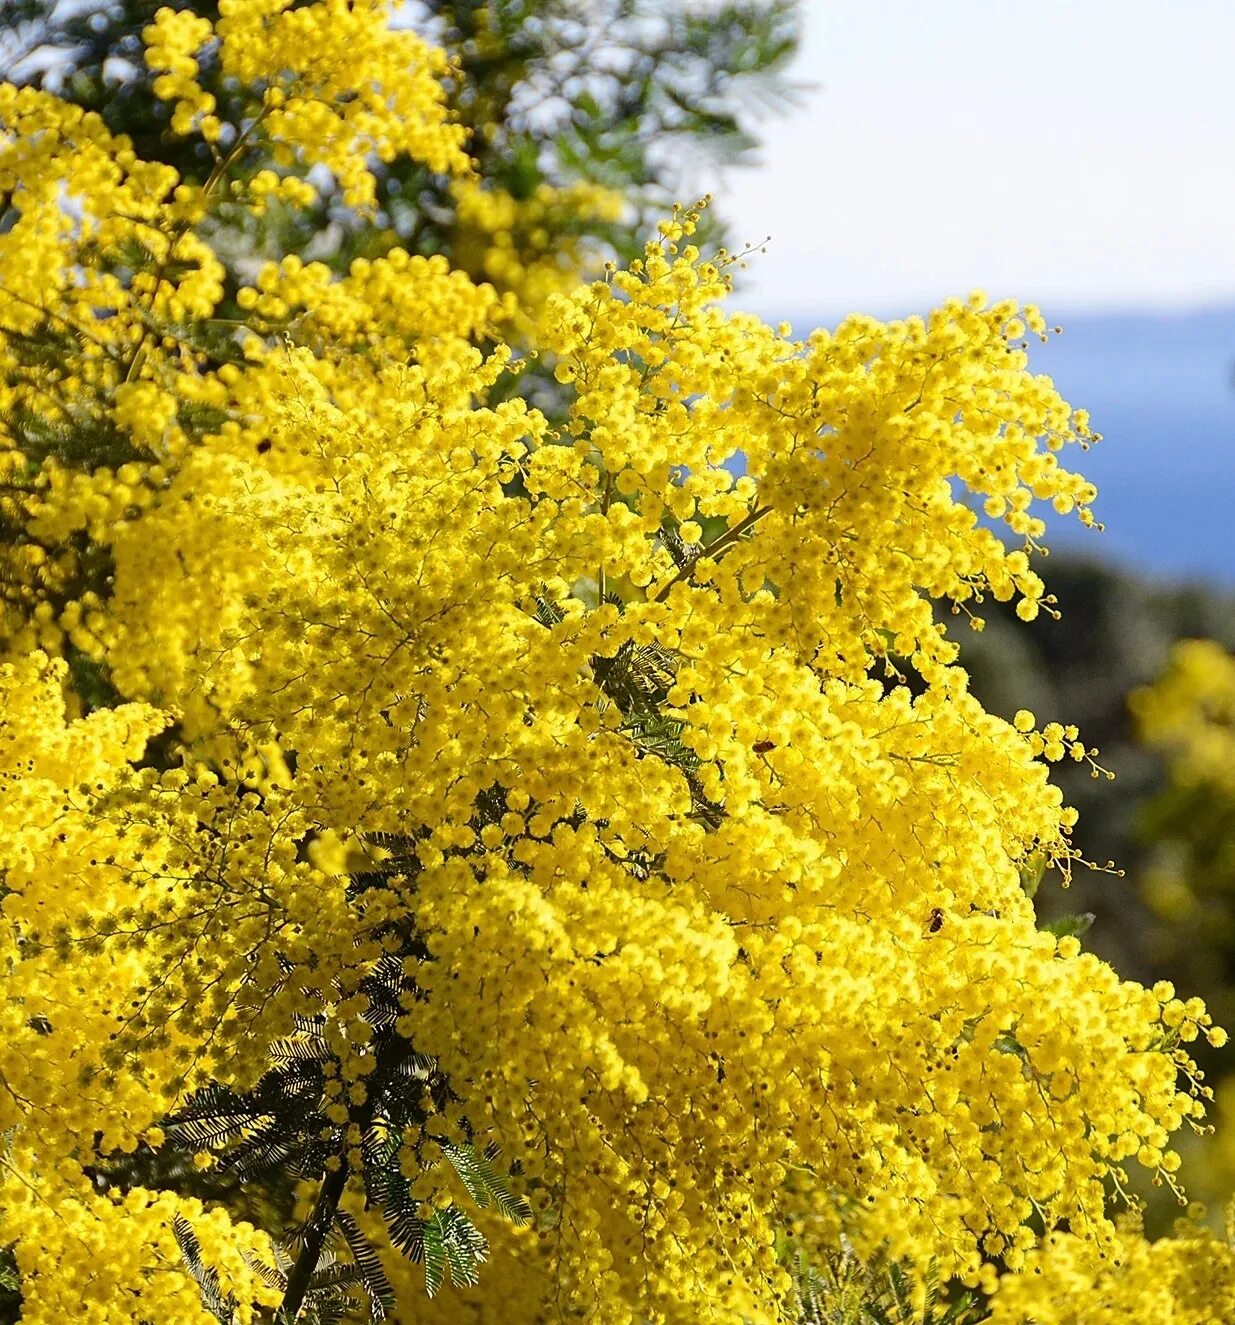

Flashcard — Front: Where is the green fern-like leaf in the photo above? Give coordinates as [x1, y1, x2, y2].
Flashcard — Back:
[336, 1212, 395, 1318]
[435, 1207, 487, 1289]
[444, 1143, 531, 1224]
[173, 1215, 236, 1324]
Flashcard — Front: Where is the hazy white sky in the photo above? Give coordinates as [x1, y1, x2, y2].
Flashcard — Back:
[721, 0, 1235, 320]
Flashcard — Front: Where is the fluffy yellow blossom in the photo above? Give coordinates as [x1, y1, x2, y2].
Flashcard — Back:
[0, 656, 282, 1322]
[145, 0, 468, 198]
[990, 1215, 1235, 1324]
[44, 234, 1200, 1316]
[451, 176, 626, 326]
[1133, 638, 1235, 796]
[0, 10, 1220, 1324]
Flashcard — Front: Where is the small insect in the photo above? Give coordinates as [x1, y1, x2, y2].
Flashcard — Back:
[752, 739, 776, 754]
[927, 908, 944, 934]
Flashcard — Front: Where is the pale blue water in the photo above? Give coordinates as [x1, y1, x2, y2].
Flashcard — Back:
[772, 306, 1235, 588]
[1025, 307, 1235, 587]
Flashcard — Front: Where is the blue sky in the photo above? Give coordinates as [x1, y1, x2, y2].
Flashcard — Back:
[719, 0, 1235, 322]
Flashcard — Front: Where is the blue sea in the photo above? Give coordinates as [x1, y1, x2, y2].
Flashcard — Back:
[772, 306, 1235, 589]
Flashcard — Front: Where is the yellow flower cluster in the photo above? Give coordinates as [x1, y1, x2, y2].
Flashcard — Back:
[989, 1214, 1235, 1324]
[0, 80, 204, 647]
[451, 177, 626, 326]
[0, 84, 181, 334]
[234, 247, 511, 353]
[6, 1186, 278, 1325]
[54, 243, 1208, 1317]
[146, 0, 468, 201]
[0, 656, 280, 1323]
[144, 7, 221, 140]
[1133, 638, 1235, 796]
[0, 11, 1224, 1325]
[0, 3, 479, 659]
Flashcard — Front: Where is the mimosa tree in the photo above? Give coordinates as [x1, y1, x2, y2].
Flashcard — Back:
[0, 4, 1228, 1323]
